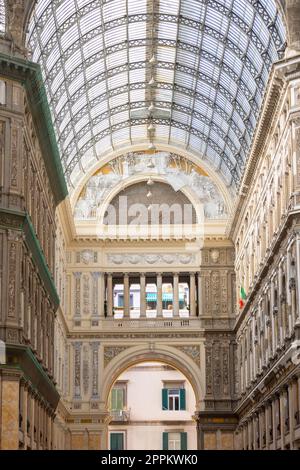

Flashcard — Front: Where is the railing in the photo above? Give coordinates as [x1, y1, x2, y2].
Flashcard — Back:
[73, 316, 236, 330]
[110, 409, 130, 422]
[102, 317, 198, 329]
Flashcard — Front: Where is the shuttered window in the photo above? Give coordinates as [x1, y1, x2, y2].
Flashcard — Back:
[162, 388, 186, 410]
[110, 433, 124, 450]
[163, 432, 188, 450]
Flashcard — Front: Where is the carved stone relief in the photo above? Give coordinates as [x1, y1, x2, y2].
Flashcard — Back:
[91, 342, 100, 398]
[103, 346, 131, 368]
[73, 272, 81, 318]
[74, 342, 82, 399]
[83, 274, 90, 316]
[107, 253, 195, 266]
[175, 345, 201, 368]
[74, 151, 228, 220]
[82, 344, 89, 396]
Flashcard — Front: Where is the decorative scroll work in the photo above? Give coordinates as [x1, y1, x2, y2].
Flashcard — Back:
[103, 346, 131, 368]
[73, 272, 81, 318]
[91, 342, 100, 398]
[92, 272, 101, 317]
[82, 344, 89, 396]
[205, 343, 213, 396]
[107, 253, 195, 266]
[83, 274, 90, 316]
[73, 342, 82, 399]
[8, 237, 18, 318]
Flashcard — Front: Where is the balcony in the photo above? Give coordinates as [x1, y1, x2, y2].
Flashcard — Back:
[110, 409, 130, 422]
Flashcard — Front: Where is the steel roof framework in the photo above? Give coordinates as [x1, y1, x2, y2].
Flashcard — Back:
[27, 0, 286, 191]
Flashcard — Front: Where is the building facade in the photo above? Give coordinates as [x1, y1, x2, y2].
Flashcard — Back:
[108, 362, 197, 450]
[0, 0, 299, 451]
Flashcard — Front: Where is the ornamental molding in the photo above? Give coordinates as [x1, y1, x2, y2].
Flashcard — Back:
[107, 253, 196, 266]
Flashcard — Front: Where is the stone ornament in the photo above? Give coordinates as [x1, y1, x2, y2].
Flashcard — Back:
[210, 249, 220, 264]
[175, 345, 201, 368]
[107, 253, 196, 266]
[103, 346, 131, 368]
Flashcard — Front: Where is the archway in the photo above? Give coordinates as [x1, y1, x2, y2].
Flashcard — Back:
[107, 360, 198, 450]
[101, 344, 204, 450]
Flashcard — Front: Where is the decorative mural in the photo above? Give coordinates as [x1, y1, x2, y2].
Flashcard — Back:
[74, 152, 228, 220]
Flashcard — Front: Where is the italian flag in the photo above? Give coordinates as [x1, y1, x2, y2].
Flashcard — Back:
[239, 287, 247, 309]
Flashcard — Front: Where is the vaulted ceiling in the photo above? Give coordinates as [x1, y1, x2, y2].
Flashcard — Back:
[27, 0, 286, 193]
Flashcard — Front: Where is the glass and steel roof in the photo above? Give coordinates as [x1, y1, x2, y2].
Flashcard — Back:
[27, 0, 286, 192]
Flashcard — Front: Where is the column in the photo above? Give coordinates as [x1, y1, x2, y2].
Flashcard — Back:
[0, 370, 22, 449]
[270, 281, 276, 356]
[197, 273, 202, 316]
[124, 274, 130, 317]
[271, 398, 277, 449]
[99, 273, 105, 318]
[173, 273, 179, 317]
[157, 274, 163, 317]
[278, 266, 284, 345]
[29, 390, 35, 449]
[107, 274, 113, 317]
[279, 391, 285, 450]
[189, 273, 196, 317]
[140, 273, 146, 318]
[242, 425, 247, 450]
[258, 410, 264, 449]
[297, 376, 300, 426]
[288, 381, 295, 449]
[22, 383, 28, 449]
[265, 402, 270, 450]
[253, 415, 258, 450]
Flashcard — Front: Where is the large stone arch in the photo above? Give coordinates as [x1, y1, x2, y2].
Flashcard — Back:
[101, 343, 205, 413]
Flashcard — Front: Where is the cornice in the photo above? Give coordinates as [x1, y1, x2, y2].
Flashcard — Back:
[4, 344, 60, 411]
[0, 207, 60, 310]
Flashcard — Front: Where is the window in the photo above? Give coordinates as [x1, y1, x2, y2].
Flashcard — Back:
[118, 294, 124, 308]
[168, 389, 180, 411]
[162, 387, 186, 411]
[163, 432, 187, 450]
[110, 387, 125, 411]
[110, 432, 124, 450]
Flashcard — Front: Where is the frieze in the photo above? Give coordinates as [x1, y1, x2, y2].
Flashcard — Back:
[107, 253, 196, 266]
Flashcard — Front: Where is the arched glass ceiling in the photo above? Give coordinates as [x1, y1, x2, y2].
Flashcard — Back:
[27, 0, 286, 191]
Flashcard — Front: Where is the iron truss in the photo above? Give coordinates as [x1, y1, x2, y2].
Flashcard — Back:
[27, 0, 286, 190]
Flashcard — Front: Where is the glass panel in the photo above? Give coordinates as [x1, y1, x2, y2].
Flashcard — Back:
[27, 0, 286, 191]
